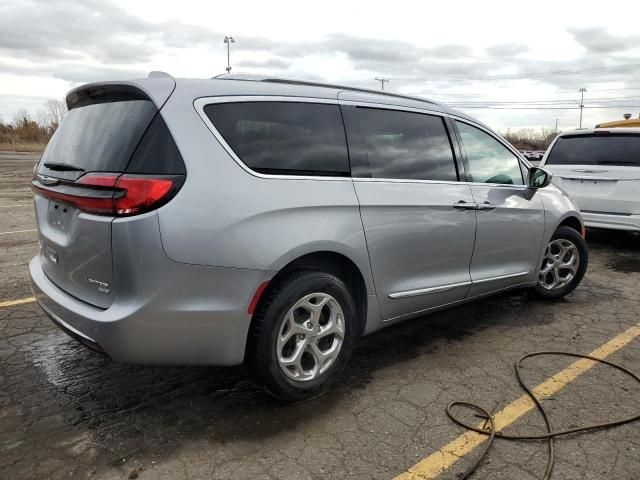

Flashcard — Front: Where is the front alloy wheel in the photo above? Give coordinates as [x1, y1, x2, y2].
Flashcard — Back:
[533, 225, 588, 299]
[538, 239, 580, 290]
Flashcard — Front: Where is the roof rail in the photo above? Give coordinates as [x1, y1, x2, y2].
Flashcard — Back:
[213, 73, 441, 107]
[261, 78, 441, 106]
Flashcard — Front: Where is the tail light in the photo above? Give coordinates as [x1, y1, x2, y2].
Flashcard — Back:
[32, 172, 183, 216]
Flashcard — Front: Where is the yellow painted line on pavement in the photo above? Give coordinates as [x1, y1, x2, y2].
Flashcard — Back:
[0, 228, 37, 236]
[0, 296, 36, 308]
[395, 320, 640, 480]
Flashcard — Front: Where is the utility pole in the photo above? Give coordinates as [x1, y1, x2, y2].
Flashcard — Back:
[224, 36, 235, 73]
[578, 88, 587, 128]
[375, 77, 390, 91]
[555, 118, 559, 133]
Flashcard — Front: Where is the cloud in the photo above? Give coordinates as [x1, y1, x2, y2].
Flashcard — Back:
[0, 59, 145, 83]
[275, 34, 474, 73]
[568, 27, 639, 54]
[1, 0, 640, 132]
[486, 43, 530, 57]
[0, 0, 219, 65]
[236, 57, 291, 69]
[2, 0, 635, 88]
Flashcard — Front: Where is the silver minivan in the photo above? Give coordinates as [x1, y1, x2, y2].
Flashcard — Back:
[30, 74, 588, 400]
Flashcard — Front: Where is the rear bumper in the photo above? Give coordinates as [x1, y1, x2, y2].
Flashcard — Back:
[30, 256, 271, 366]
[582, 211, 640, 232]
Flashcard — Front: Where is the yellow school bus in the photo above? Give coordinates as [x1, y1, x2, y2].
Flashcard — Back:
[595, 114, 640, 128]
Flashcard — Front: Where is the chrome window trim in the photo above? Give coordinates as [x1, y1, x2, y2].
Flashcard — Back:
[388, 271, 530, 299]
[450, 114, 531, 183]
[193, 95, 530, 186]
[449, 114, 530, 163]
[344, 107, 530, 186]
[194, 96, 352, 182]
[338, 98, 450, 117]
[559, 175, 640, 181]
[352, 176, 528, 189]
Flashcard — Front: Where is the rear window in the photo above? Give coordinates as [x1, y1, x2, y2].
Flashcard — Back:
[547, 134, 640, 166]
[38, 100, 157, 175]
[204, 102, 350, 176]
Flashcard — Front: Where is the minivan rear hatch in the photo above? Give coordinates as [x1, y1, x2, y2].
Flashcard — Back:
[544, 132, 640, 215]
[33, 83, 185, 308]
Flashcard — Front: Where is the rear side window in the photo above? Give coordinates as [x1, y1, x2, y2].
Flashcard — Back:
[546, 134, 640, 166]
[349, 107, 457, 181]
[204, 102, 350, 176]
[126, 113, 186, 174]
[456, 121, 523, 185]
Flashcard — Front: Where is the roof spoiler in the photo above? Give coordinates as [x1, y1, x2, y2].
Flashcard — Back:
[148, 71, 173, 79]
[66, 77, 176, 111]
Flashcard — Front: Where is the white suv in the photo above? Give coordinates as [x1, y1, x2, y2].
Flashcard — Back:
[542, 128, 640, 232]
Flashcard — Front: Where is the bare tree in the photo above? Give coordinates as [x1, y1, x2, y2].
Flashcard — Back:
[501, 127, 559, 151]
[36, 109, 48, 129]
[12, 109, 42, 142]
[44, 99, 67, 131]
[13, 108, 31, 126]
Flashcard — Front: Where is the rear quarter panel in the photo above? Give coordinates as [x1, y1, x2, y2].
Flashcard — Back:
[154, 89, 376, 295]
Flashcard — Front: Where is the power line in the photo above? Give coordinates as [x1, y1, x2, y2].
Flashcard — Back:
[388, 63, 640, 82]
[445, 97, 640, 106]
[557, 86, 640, 93]
[374, 77, 390, 90]
[578, 88, 587, 128]
[451, 105, 640, 110]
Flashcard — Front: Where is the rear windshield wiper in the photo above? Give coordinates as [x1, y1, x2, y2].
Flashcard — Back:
[43, 162, 85, 172]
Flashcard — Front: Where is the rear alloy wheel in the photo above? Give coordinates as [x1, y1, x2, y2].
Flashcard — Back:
[246, 270, 357, 401]
[276, 292, 345, 382]
[533, 226, 588, 299]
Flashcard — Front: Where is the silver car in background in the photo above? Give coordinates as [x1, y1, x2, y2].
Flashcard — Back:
[541, 128, 640, 232]
[30, 74, 588, 400]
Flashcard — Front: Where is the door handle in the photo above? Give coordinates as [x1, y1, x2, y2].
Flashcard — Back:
[476, 201, 496, 211]
[453, 200, 479, 210]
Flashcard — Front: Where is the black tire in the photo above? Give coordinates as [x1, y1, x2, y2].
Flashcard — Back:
[246, 270, 357, 401]
[533, 226, 588, 299]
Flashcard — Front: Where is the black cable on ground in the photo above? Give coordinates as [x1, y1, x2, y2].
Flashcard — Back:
[446, 352, 640, 479]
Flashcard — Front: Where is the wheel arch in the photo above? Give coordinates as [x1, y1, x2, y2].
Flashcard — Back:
[557, 214, 585, 236]
[248, 250, 370, 350]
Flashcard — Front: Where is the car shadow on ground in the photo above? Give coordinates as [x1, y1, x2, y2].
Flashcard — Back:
[23, 228, 635, 467]
[586, 228, 640, 273]
[27, 290, 579, 466]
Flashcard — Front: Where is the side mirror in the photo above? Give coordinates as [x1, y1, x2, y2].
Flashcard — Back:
[528, 167, 553, 189]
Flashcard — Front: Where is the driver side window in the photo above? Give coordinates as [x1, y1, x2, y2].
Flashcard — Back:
[456, 121, 523, 185]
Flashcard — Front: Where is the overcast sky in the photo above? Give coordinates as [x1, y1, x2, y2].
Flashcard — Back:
[2, 0, 640, 131]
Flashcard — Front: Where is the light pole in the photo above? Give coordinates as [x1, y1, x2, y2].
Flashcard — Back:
[578, 88, 587, 128]
[555, 118, 559, 133]
[224, 36, 235, 74]
[375, 77, 390, 91]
